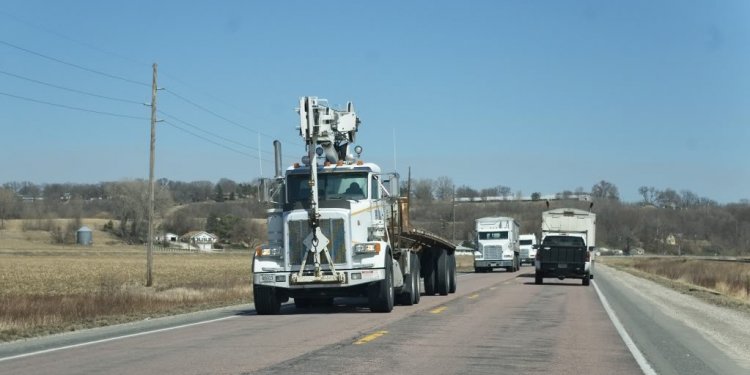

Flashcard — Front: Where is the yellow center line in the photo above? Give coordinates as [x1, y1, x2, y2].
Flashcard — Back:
[489, 287, 497, 290]
[467, 293, 479, 299]
[354, 330, 388, 345]
[430, 306, 447, 314]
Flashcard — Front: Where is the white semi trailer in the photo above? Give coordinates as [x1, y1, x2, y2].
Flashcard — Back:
[474, 217, 520, 273]
[252, 97, 457, 314]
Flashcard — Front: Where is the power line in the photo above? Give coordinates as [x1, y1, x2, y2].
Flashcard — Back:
[0, 10, 151, 69]
[0, 39, 150, 87]
[162, 120, 270, 162]
[0, 91, 148, 120]
[158, 110, 273, 155]
[0, 68, 144, 105]
[163, 88, 280, 138]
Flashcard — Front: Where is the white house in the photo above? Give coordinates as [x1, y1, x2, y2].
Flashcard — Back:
[157, 232, 179, 243]
[180, 231, 219, 251]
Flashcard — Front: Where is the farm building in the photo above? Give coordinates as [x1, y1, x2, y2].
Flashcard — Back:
[180, 231, 218, 251]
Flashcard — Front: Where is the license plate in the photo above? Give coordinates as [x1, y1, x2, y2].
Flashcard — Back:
[261, 274, 274, 282]
[558, 264, 567, 269]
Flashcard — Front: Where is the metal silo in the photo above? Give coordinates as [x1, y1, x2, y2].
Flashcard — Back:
[77, 226, 93, 246]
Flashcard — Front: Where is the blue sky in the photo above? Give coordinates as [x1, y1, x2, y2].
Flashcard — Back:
[0, 0, 748, 203]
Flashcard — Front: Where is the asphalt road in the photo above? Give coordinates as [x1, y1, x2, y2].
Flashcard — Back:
[594, 264, 750, 375]
[2, 264, 715, 375]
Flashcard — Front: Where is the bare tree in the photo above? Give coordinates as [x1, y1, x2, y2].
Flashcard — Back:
[434, 176, 454, 201]
[591, 180, 620, 200]
[456, 185, 479, 199]
[498, 185, 512, 200]
[0, 187, 20, 228]
[412, 178, 434, 202]
[638, 186, 658, 205]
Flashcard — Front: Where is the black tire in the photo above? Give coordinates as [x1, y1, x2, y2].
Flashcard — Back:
[397, 254, 416, 306]
[474, 267, 482, 273]
[436, 249, 449, 296]
[535, 273, 543, 285]
[411, 253, 421, 304]
[254, 285, 281, 315]
[448, 252, 457, 293]
[423, 253, 436, 295]
[369, 252, 395, 313]
[583, 275, 590, 286]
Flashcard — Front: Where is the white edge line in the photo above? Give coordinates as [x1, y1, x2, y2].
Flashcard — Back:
[593, 280, 658, 375]
[0, 315, 237, 363]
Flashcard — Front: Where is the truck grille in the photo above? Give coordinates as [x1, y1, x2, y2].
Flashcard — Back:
[482, 245, 502, 260]
[288, 218, 347, 266]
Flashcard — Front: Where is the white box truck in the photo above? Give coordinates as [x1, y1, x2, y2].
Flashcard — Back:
[474, 217, 520, 273]
[535, 208, 596, 285]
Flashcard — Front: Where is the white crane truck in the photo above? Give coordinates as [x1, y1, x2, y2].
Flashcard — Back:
[535, 208, 596, 285]
[252, 97, 457, 314]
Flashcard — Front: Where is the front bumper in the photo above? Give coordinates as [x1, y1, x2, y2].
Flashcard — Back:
[475, 260, 514, 268]
[253, 268, 386, 289]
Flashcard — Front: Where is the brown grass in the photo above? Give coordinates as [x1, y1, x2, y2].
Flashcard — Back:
[0, 244, 252, 342]
[456, 254, 475, 272]
[601, 257, 750, 310]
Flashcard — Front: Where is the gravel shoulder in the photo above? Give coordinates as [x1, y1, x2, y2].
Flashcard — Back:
[599, 263, 750, 371]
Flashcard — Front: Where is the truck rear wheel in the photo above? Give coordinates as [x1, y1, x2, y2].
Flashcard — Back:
[436, 249, 449, 296]
[448, 252, 457, 293]
[254, 285, 281, 315]
[369, 252, 395, 312]
[423, 253, 436, 295]
[535, 273, 543, 285]
[583, 275, 590, 286]
[411, 253, 421, 304]
[397, 253, 418, 306]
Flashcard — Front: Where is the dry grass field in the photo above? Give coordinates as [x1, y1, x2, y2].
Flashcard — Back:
[0, 220, 251, 342]
[601, 257, 750, 310]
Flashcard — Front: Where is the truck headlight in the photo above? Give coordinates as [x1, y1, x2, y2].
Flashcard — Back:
[255, 245, 283, 258]
[354, 243, 381, 254]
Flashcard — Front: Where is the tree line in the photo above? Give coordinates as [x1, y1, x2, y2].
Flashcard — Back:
[1, 177, 747, 255]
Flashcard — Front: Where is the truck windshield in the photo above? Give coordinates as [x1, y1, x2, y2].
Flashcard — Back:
[478, 231, 508, 240]
[287, 172, 368, 204]
[543, 236, 585, 247]
[519, 240, 533, 245]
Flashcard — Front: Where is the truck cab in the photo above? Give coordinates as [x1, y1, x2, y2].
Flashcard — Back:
[474, 217, 520, 273]
[518, 234, 537, 266]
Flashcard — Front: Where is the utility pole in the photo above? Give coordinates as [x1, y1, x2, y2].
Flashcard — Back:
[146, 63, 158, 287]
[452, 184, 456, 243]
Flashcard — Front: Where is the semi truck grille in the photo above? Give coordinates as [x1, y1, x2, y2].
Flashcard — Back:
[483, 245, 502, 260]
[288, 218, 347, 266]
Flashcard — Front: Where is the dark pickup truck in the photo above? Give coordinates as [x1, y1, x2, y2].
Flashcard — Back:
[534, 235, 591, 286]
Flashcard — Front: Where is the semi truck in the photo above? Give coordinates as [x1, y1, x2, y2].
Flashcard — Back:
[252, 97, 457, 314]
[474, 217, 520, 273]
[518, 233, 537, 266]
[534, 208, 596, 285]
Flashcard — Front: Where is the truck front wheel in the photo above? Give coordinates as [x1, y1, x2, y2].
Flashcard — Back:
[254, 285, 281, 315]
[369, 253, 395, 312]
